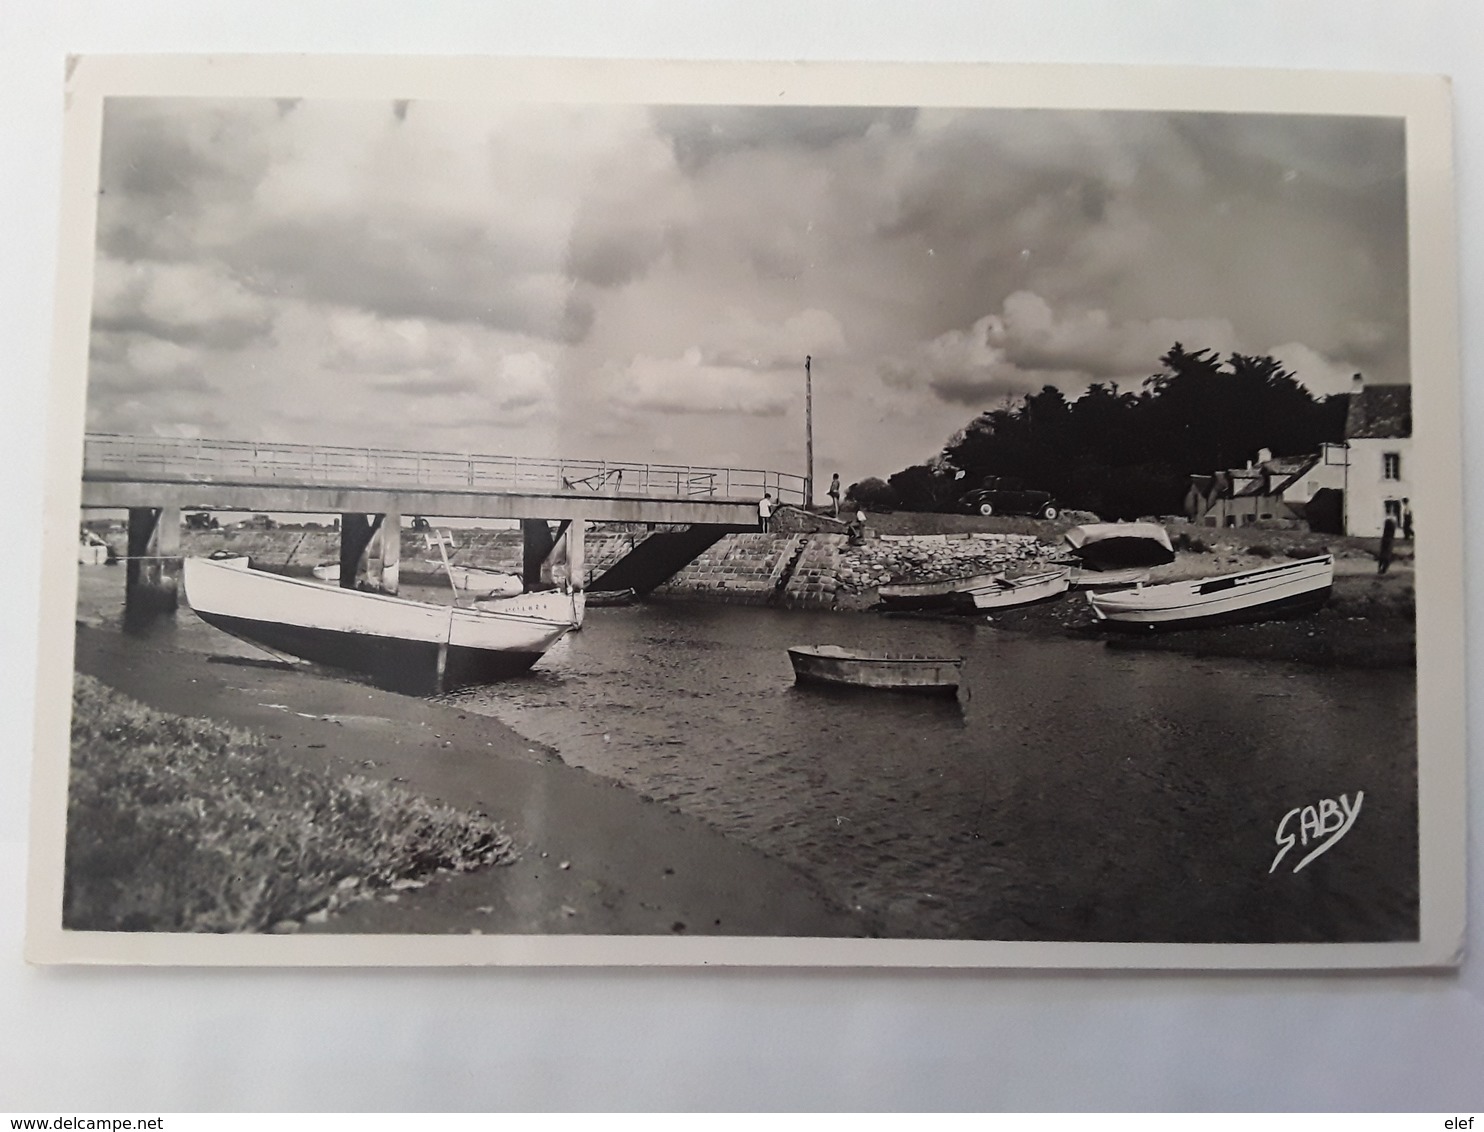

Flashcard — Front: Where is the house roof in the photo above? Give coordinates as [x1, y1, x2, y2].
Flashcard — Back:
[1344, 385, 1412, 439]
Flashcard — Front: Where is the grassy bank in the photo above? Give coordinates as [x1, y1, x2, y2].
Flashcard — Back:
[64, 675, 516, 933]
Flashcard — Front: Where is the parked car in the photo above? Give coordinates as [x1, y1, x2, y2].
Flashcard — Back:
[960, 477, 1060, 520]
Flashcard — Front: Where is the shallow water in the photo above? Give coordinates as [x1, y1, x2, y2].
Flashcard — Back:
[75, 567, 1419, 942]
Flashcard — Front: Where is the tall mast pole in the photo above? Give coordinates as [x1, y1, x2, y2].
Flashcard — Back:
[805, 354, 814, 510]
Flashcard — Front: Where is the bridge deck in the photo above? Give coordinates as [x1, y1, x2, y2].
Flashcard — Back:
[80, 434, 803, 524]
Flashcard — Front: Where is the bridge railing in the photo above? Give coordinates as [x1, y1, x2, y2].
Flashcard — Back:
[82, 434, 808, 506]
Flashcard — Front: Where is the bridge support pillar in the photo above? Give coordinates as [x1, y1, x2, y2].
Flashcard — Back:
[367, 501, 400, 594]
[521, 519, 556, 589]
[339, 514, 377, 589]
[124, 505, 179, 629]
[567, 517, 586, 591]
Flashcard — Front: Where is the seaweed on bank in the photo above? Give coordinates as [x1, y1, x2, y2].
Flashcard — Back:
[64, 675, 515, 933]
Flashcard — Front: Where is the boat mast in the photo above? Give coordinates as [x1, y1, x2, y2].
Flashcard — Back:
[805, 354, 813, 509]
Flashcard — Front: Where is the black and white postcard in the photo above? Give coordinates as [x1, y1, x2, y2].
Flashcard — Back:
[26, 56, 1466, 968]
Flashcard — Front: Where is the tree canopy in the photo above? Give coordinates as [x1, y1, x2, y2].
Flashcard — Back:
[864, 344, 1349, 519]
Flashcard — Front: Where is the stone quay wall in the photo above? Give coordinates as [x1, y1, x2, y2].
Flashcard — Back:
[660, 530, 1062, 612]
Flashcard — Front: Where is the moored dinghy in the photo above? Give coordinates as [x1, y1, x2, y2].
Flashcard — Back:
[956, 565, 1071, 611]
[787, 645, 963, 696]
[1087, 554, 1334, 629]
[182, 556, 577, 693]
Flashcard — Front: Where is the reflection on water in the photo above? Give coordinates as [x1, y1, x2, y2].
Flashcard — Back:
[76, 568, 1419, 942]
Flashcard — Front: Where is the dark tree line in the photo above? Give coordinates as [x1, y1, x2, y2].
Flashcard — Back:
[852, 344, 1351, 520]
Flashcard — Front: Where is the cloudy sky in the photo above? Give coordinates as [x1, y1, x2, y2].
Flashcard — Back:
[87, 98, 1409, 492]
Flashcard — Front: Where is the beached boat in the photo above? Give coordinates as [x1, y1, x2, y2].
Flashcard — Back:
[787, 645, 963, 695]
[311, 562, 340, 583]
[584, 588, 637, 607]
[479, 587, 587, 629]
[1086, 554, 1334, 630]
[1068, 564, 1153, 589]
[877, 572, 1001, 611]
[182, 556, 577, 693]
[78, 534, 110, 566]
[431, 562, 524, 598]
[956, 566, 1071, 610]
[1064, 522, 1176, 569]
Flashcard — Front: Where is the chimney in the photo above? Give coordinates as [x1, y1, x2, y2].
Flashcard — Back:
[1351, 373, 1364, 390]
[1258, 447, 1272, 465]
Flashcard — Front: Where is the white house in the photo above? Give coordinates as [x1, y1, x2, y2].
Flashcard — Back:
[1342, 375, 1412, 538]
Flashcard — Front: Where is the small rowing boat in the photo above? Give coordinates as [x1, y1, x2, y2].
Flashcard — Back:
[1086, 554, 1334, 629]
[955, 566, 1071, 611]
[584, 588, 637, 607]
[429, 562, 524, 598]
[877, 572, 1000, 611]
[1068, 564, 1153, 589]
[787, 645, 963, 695]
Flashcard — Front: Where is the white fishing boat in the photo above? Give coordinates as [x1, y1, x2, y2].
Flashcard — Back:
[957, 565, 1071, 610]
[1064, 522, 1176, 569]
[787, 645, 963, 696]
[1086, 554, 1334, 629]
[182, 556, 577, 693]
[480, 587, 587, 629]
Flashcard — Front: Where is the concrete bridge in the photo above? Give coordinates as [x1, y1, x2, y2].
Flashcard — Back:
[80, 433, 806, 618]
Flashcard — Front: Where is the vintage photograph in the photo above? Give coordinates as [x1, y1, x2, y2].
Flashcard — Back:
[28, 58, 1466, 966]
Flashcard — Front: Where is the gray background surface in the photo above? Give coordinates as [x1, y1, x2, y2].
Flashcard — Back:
[2, 0, 1480, 1111]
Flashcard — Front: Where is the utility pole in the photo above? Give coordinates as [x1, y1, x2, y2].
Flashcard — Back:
[805, 354, 814, 510]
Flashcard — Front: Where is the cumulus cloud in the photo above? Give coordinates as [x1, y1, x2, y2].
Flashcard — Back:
[1264, 342, 1358, 398]
[605, 347, 794, 416]
[703, 307, 846, 369]
[882, 291, 1239, 404]
[322, 309, 556, 414]
[92, 257, 274, 349]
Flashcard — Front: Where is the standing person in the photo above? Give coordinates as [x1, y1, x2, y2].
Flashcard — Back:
[758, 492, 773, 533]
[1378, 516, 1396, 575]
[827, 473, 841, 517]
[1401, 498, 1414, 541]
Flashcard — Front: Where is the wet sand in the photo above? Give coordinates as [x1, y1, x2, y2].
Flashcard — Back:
[73, 624, 866, 938]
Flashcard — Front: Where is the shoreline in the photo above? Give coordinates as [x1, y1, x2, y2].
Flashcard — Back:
[72, 623, 869, 939]
[138, 516, 1416, 669]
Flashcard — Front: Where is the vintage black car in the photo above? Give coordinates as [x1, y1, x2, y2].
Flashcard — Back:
[960, 477, 1059, 519]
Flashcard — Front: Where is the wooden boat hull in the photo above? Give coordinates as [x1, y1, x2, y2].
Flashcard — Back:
[585, 588, 637, 607]
[183, 557, 574, 693]
[957, 567, 1071, 610]
[1068, 565, 1152, 589]
[878, 572, 999, 611]
[787, 646, 962, 695]
[1087, 554, 1334, 629]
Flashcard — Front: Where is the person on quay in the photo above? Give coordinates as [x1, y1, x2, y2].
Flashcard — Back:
[1401, 498, 1414, 541]
[1378, 515, 1396, 575]
[758, 492, 774, 533]
[827, 473, 842, 517]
